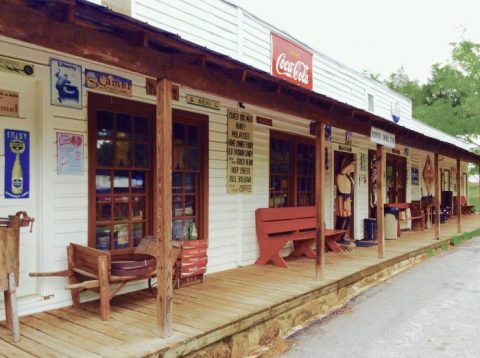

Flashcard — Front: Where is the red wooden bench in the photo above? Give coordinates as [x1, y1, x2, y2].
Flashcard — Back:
[255, 206, 346, 268]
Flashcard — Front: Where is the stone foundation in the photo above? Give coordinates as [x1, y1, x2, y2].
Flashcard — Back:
[183, 246, 448, 358]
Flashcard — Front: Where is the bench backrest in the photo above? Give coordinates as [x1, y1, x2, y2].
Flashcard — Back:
[256, 206, 317, 236]
[70, 243, 111, 276]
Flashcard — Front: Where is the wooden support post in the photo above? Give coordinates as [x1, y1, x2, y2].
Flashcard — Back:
[376, 144, 385, 259]
[456, 158, 462, 233]
[315, 122, 326, 280]
[434, 153, 440, 240]
[98, 255, 110, 321]
[154, 79, 173, 337]
[4, 273, 20, 342]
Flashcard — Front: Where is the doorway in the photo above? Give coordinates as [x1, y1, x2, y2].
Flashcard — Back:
[333, 150, 355, 239]
[386, 153, 407, 203]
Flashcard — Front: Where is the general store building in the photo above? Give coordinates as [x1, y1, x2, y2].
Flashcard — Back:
[0, 0, 479, 355]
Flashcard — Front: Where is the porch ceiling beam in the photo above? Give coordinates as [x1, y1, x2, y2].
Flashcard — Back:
[2, 0, 479, 164]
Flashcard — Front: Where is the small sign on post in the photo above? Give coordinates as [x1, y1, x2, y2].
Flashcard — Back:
[227, 109, 254, 194]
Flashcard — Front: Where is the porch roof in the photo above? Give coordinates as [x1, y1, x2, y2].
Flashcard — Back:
[1, 0, 479, 163]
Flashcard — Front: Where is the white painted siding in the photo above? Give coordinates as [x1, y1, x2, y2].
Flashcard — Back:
[132, 0, 413, 125]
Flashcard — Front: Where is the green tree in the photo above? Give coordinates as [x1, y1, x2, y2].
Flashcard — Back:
[383, 41, 480, 143]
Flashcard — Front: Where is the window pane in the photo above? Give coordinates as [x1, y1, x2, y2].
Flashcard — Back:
[172, 219, 184, 240]
[185, 173, 196, 193]
[173, 196, 183, 217]
[173, 123, 185, 144]
[96, 226, 111, 250]
[173, 145, 185, 170]
[97, 140, 114, 166]
[96, 197, 111, 221]
[115, 141, 131, 167]
[133, 223, 144, 247]
[114, 196, 129, 220]
[114, 171, 129, 193]
[134, 143, 148, 167]
[134, 116, 148, 141]
[185, 196, 195, 217]
[173, 173, 183, 193]
[116, 114, 131, 139]
[132, 196, 145, 220]
[97, 111, 114, 138]
[114, 224, 129, 249]
[185, 148, 199, 170]
[188, 125, 198, 146]
[132, 171, 145, 193]
[96, 170, 111, 194]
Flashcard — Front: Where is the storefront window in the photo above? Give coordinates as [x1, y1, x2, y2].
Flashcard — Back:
[89, 95, 153, 251]
[172, 119, 205, 240]
[269, 133, 314, 207]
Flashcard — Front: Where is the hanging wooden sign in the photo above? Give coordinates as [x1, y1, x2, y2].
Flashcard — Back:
[227, 109, 253, 194]
[186, 94, 220, 110]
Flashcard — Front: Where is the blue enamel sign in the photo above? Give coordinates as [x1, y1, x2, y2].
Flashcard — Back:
[4, 129, 30, 199]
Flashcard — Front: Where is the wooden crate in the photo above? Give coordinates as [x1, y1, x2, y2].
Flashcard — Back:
[174, 239, 208, 288]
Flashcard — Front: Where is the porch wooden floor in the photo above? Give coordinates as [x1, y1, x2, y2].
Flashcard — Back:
[1, 214, 479, 357]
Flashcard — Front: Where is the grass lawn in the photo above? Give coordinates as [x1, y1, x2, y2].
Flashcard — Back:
[468, 181, 480, 212]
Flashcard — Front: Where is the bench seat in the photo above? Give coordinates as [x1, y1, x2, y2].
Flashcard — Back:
[255, 206, 346, 268]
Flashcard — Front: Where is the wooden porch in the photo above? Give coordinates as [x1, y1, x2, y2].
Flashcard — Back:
[1, 214, 479, 357]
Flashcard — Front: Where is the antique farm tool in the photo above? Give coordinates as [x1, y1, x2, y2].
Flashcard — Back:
[0, 211, 35, 342]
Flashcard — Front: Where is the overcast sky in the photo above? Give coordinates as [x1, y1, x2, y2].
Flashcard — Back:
[238, 0, 480, 84]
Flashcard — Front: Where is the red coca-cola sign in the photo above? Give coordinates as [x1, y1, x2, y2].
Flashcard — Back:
[271, 32, 313, 90]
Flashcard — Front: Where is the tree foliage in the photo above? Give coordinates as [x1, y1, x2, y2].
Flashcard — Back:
[381, 41, 480, 141]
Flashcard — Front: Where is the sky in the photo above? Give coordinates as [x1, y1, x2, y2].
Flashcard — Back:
[237, 0, 480, 84]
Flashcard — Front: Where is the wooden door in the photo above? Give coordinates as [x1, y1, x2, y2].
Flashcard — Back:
[386, 154, 406, 203]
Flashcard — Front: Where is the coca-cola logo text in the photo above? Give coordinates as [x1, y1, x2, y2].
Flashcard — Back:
[275, 53, 310, 86]
[271, 33, 313, 90]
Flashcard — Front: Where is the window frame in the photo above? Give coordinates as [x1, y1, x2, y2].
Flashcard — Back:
[88, 93, 155, 253]
[269, 130, 315, 208]
[171, 109, 209, 242]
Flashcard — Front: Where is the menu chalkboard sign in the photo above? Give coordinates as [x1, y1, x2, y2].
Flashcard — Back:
[227, 109, 253, 194]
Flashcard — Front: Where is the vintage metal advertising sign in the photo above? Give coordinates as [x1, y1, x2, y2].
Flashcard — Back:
[271, 33, 313, 90]
[4, 129, 30, 199]
[0, 89, 19, 118]
[57, 132, 84, 175]
[0, 57, 34, 77]
[227, 109, 254, 194]
[51, 59, 82, 109]
[85, 69, 132, 97]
